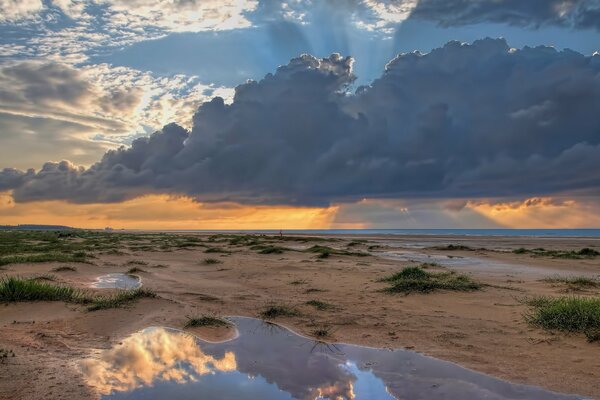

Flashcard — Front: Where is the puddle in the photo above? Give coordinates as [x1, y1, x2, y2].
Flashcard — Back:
[82, 317, 584, 400]
[90, 273, 142, 289]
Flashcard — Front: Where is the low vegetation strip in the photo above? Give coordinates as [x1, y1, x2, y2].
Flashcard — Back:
[0, 276, 155, 311]
[513, 247, 600, 259]
[0, 252, 90, 266]
[541, 276, 600, 290]
[381, 266, 482, 294]
[184, 315, 230, 328]
[526, 296, 600, 342]
[305, 245, 369, 259]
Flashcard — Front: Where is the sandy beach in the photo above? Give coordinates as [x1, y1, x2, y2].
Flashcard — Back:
[0, 232, 599, 399]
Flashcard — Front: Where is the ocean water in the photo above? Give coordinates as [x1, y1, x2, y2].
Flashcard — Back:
[163, 229, 600, 237]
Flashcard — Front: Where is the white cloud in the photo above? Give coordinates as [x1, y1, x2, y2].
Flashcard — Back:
[0, 0, 43, 22]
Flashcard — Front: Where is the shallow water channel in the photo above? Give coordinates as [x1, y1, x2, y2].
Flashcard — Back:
[82, 317, 585, 400]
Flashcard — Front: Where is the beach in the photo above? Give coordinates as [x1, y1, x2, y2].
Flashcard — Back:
[0, 231, 599, 399]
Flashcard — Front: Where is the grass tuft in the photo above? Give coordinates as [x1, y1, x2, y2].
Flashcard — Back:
[86, 288, 156, 311]
[306, 300, 335, 310]
[184, 315, 230, 328]
[381, 266, 482, 294]
[0, 276, 155, 311]
[202, 258, 222, 265]
[525, 296, 600, 340]
[0, 252, 90, 266]
[204, 247, 231, 254]
[260, 304, 300, 319]
[541, 276, 600, 291]
[0, 276, 83, 302]
[126, 267, 146, 274]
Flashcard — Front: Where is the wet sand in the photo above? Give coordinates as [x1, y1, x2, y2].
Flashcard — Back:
[0, 233, 599, 399]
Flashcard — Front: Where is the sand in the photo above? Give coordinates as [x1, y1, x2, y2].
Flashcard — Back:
[0, 233, 599, 399]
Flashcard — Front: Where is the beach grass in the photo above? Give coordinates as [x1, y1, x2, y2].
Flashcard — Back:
[260, 304, 300, 319]
[541, 276, 600, 290]
[0, 276, 155, 311]
[525, 296, 600, 341]
[202, 258, 222, 265]
[184, 315, 230, 328]
[86, 288, 156, 311]
[381, 266, 482, 294]
[306, 300, 335, 310]
[0, 252, 90, 266]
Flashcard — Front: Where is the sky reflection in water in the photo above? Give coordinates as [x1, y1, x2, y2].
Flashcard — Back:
[82, 317, 583, 400]
[90, 273, 142, 289]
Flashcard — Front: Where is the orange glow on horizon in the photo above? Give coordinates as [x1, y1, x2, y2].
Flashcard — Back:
[0, 192, 342, 230]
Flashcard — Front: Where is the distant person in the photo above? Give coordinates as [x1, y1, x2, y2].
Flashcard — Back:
[279, 230, 283, 237]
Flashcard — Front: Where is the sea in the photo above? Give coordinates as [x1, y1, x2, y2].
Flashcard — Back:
[162, 229, 600, 237]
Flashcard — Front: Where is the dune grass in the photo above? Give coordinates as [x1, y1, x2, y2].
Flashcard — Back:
[0, 276, 84, 302]
[0, 276, 155, 311]
[541, 276, 600, 290]
[0, 252, 90, 266]
[204, 247, 231, 254]
[260, 304, 300, 319]
[184, 315, 230, 328]
[514, 247, 600, 259]
[381, 266, 482, 294]
[306, 300, 335, 310]
[251, 245, 289, 254]
[525, 296, 600, 342]
[202, 258, 222, 265]
[126, 266, 146, 274]
[86, 288, 156, 311]
[305, 245, 369, 259]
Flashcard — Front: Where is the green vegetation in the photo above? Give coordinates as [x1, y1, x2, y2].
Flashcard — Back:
[311, 327, 330, 338]
[202, 258, 222, 265]
[125, 260, 148, 266]
[184, 315, 230, 328]
[381, 266, 482, 294]
[0, 276, 84, 302]
[126, 267, 146, 274]
[289, 279, 307, 285]
[0, 348, 15, 362]
[260, 304, 300, 319]
[305, 245, 369, 259]
[525, 296, 600, 341]
[87, 288, 156, 311]
[204, 247, 231, 254]
[304, 288, 326, 293]
[250, 245, 289, 254]
[514, 247, 600, 259]
[0, 276, 155, 311]
[0, 252, 90, 266]
[432, 244, 473, 251]
[306, 300, 335, 310]
[542, 276, 600, 291]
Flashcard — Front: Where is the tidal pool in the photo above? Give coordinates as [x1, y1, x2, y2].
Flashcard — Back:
[90, 273, 142, 289]
[82, 317, 585, 400]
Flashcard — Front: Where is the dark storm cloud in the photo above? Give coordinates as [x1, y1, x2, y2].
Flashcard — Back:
[409, 0, 600, 30]
[2, 41, 600, 205]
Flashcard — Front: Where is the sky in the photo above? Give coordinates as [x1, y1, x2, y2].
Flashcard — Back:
[1, 0, 600, 229]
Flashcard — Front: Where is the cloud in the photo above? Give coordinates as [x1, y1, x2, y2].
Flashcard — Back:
[0, 0, 43, 22]
[2, 40, 600, 206]
[409, 0, 600, 30]
[0, 60, 234, 168]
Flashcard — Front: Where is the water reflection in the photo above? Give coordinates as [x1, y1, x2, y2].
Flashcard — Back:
[83, 317, 584, 400]
[91, 273, 142, 289]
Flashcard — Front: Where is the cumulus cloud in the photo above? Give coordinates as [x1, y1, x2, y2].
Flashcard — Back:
[2, 40, 600, 205]
[409, 0, 600, 30]
[0, 60, 234, 168]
